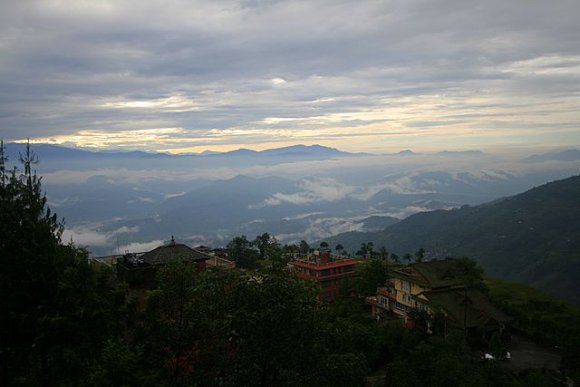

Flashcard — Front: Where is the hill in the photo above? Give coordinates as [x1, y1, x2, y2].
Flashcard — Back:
[4, 142, 355, 164]
[209, 144, 357, 158]
[523, 148, 580, 163]
[325, 175, 580, 304]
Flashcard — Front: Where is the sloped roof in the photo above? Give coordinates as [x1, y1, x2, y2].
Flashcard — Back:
[141, 243, 211, 266]
[422, 288, 511, 329]
[393, 260, 464, 289]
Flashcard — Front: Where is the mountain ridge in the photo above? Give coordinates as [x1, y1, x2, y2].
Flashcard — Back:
[3, 142, 357, 160]
[323, 175, 580, 304]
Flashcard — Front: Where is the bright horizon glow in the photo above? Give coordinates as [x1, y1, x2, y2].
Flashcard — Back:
[1, 1, 579, 153]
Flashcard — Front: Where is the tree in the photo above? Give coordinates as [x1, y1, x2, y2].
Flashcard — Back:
[414, 248, 425, 262]
[230, 267, 324, 385]
[299, 240, 310, 255]
[379, 246, 388, 260]
[357, 242, 374, 258]
[447, 257, 486, 338]
[367, 242, 374, 257]
[0, 141, 124, 385]
[146, 259, 200, 384]
[336, 243, 344, 256]
[251, 233, 283, 267]
[227, 235, 258, 269]
[357, 259, 388, 296]
[281, 243, 299, 257]
[85, 339, 158, 387]
[39, 244, 127, 384]
[448, 256, 485, 291]
[253, 232, 272, 260]
[0, 141, 64, 384]
[319, 241, 329, 250]
[141, 264, 338, 386]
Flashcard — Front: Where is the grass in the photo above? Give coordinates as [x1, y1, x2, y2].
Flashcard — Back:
[485, 277, 580, 349]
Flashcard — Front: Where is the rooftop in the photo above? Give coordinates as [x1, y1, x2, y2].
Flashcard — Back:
[422, 288, 511, 329]
[140, 240, 211, 266]
[393, 259, 466, 289]
[292, 252, 357, 270]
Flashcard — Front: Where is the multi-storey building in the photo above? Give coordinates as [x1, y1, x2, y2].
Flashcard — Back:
[291, 250, 358, 301]
[368, 259, 510, 336]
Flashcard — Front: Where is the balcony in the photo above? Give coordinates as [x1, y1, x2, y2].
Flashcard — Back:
[377, 286, 396, 300]
[291, 258, 358, 271]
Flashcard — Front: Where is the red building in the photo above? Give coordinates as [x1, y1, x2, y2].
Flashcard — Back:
[291, 250, 358, 301]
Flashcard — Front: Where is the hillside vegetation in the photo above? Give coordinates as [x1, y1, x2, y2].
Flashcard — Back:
[486, 278, 580, 348]
[325, 175, 580, 304]
[487, 278, 580, 380]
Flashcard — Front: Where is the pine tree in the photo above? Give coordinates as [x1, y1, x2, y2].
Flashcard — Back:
[0, 140, 63, 385]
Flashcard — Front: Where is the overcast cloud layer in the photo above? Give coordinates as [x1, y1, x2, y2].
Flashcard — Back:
[1, 0, 580, 153]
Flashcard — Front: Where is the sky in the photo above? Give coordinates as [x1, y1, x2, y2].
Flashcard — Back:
[1, 0, 580, 154]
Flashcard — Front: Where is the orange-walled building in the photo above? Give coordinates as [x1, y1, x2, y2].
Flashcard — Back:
[291, 250, 358, 301]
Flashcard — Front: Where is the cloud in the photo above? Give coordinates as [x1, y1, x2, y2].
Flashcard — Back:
[62, 224, 140, 248]
[275, 216, 365, 245]
[117, 240, 166, 254]
[252, 173, 438, 209]
[282, 212, 325, 221]
[1, 0, 579, 152]
[250, 177, 356, 208]
[381, 205, 443, 220]
[164, 191, 187, 199]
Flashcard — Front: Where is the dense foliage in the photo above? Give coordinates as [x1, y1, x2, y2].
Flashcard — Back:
[0, 142, 126, 385]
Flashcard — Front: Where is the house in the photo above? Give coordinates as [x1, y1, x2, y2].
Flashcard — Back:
[367, 259, 510, 336]
[205, 254, 236, 269]
[192, 246, 235, 269]
[117, 237, 210, 288]
[290, 249, 358, 301]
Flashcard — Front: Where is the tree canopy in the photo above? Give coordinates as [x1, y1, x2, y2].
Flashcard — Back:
[0, 141, 126, 386]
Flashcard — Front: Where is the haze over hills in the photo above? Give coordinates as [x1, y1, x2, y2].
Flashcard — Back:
[523, 149, 580, 163]
[3, 142, 580, 264]
[323, 175, 580, 304]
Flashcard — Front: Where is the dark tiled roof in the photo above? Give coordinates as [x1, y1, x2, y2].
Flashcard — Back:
[423, 289, 511, 329]
[141, 243, 211, 266]
[393, 260, 465, 289]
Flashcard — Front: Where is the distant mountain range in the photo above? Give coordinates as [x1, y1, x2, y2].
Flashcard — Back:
[6, 140, 579, 287]
[210, 144, 359, 158]
[3, 142, 169, 160]
[3, 143, 357, 161]
[323, 175, 580, 304]
[523, 149, 580, 163]
[5, 143, 579, 163]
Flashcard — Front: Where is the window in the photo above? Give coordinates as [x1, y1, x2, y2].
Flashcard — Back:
[393, 300, 407, 312]
[402, 280, 410, 292]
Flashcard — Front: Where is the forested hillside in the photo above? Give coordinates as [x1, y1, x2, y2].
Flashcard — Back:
[325, 175, 580, 304]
